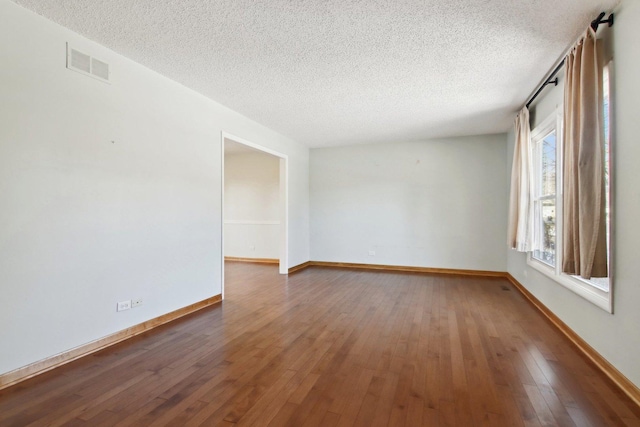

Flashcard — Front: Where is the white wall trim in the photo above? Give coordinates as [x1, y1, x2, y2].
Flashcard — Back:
[222, 133, 288, 159]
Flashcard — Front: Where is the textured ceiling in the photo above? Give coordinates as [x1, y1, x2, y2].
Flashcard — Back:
[11, 0, 619, 147]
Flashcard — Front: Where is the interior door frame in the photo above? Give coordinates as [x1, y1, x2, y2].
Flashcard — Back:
[220, 132, 289, 299]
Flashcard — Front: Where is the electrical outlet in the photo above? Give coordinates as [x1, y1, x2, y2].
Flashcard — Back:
[132, 298, 143, 308]
[368, 250, 376, 256]
[117, 300, 131, 312]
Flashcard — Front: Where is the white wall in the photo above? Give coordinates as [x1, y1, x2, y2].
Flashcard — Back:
[311, 135, 508, 271]
[0, 0, 309, 376]
[224, 151, 280, 259]
[506, 0, 640, 388]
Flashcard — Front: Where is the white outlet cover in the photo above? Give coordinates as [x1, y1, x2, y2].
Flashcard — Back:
[368, 250, 376, 256]
[117, 300, 131, 312]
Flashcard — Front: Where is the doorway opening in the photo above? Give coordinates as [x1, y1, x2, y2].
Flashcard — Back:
[221, 133, 288, 298]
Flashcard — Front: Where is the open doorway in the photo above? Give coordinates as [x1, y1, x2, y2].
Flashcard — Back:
[221, 133, 288, 298]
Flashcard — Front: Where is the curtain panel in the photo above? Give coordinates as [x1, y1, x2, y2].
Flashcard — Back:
[562, 28, 608, 279]
[508, 107, 534, 252]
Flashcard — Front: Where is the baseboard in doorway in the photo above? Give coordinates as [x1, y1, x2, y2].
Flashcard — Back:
[288, 261, 312, 274]
[0, 294, 222, 391]
[225, 257, 279, 264]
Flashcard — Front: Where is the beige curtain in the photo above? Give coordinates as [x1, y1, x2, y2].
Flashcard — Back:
[562, 28, 608, 279]
[508, 107, 534, 252]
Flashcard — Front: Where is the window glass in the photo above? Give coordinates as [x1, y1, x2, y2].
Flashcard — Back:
[533, 130, 557, 267]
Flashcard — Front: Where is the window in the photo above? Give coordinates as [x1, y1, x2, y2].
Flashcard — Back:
[528, 61, 613, 312]
[532, 128, 557, 267]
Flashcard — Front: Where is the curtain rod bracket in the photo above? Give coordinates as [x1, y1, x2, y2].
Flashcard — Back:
[591, 12, 614, 31]
[544, 77, 559, 87]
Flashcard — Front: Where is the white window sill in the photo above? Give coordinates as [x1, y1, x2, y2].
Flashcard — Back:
[526, 256, 612, 313]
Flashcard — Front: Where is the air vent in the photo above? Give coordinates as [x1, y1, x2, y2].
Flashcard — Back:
[66, 43, 110, 83]
[91, 58, 109, 80]
[70, 49, 90, 73]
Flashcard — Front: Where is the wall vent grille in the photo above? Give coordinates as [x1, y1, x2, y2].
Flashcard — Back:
[66, 43, 110, 83]
[91, 58, 109, 81]
[70, 49, 90, 73]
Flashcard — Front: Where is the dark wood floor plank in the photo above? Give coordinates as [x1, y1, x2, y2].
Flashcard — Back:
[26, 369, 156, 427]
[267, 401, 299, 427]
[1, 263, 638, 426]
[334, 368, 376, 427]
[233, 369, 302, 427]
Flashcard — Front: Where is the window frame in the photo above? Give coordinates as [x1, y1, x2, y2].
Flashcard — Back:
[531, 115, 558, 268]
[527, 102, 613, 313]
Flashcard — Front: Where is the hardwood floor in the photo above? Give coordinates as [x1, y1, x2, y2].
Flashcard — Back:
[1, 263, 638, 426]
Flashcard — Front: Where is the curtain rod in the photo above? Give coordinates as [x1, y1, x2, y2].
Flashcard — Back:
[525, 12, 614, 109]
